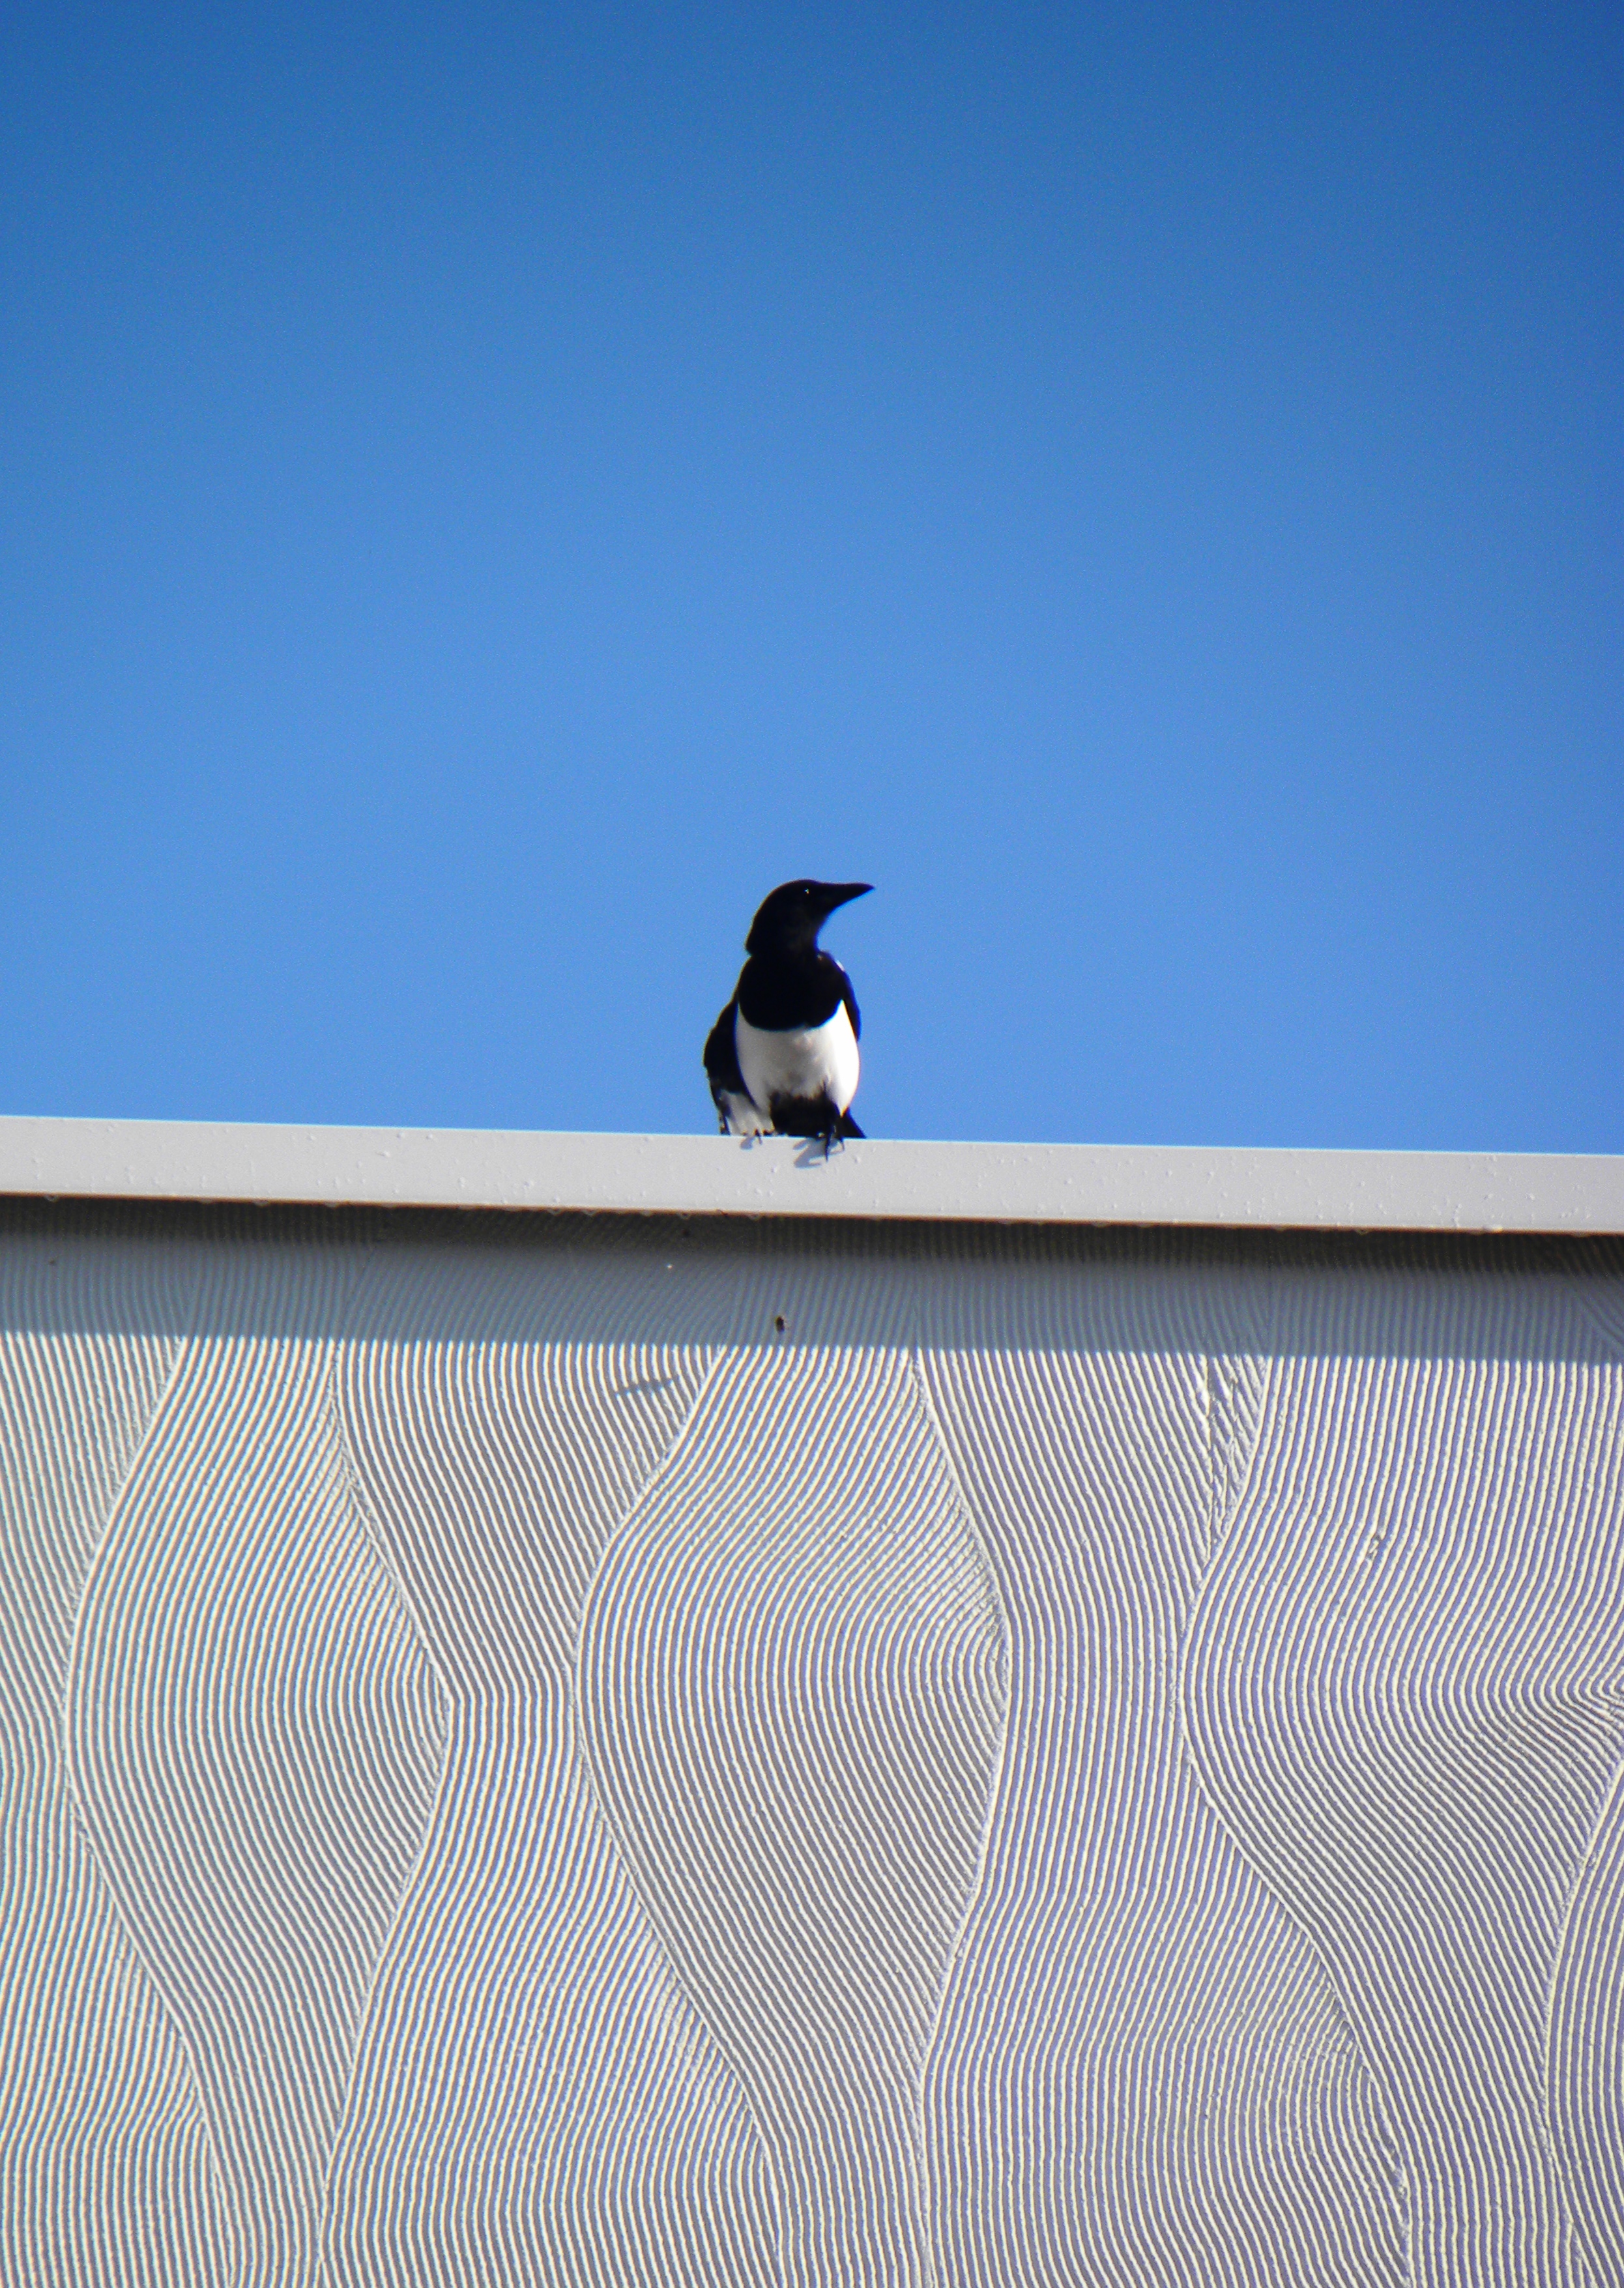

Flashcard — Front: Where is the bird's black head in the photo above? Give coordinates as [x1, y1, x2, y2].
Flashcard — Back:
[745, 878, 872, 958]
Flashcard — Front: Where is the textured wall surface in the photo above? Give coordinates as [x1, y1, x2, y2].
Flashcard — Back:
[2, 1202, 1621, 2287]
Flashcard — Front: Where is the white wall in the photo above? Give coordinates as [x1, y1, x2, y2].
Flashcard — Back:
[3, 1202, 1621, 2287]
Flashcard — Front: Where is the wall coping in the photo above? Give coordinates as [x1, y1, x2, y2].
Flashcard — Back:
[0, 1116, 1618, 1233]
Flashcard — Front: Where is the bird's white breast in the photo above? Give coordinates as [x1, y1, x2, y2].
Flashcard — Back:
[735, 1002, 860, 1119]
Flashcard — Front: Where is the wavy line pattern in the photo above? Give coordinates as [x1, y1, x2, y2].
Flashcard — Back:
[326, 1223, 777, 2286]
[1544, 1239, 1624, 2286]
[0, 1217, 222, 2287]
[1, 1212, 1622, 2287]
[916, 1236, 1406, 2287]
[1548, 1758, 1624, 2285]
[66, 1226, 447, 2285]
[1183, 1254, 1624, 2288]
[580, 1242, 1009, 2288]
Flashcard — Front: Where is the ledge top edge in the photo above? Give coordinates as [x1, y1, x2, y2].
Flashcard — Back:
[0, 1117, 1618, 1235]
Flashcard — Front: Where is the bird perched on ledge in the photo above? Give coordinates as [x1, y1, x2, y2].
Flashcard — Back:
[704, 880, 871, 1148]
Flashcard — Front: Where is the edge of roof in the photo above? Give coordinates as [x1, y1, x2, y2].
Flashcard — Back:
[0, 1116, 1618, 1234]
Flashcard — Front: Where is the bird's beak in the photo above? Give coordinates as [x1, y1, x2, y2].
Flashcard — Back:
[822, 883, 873, 912]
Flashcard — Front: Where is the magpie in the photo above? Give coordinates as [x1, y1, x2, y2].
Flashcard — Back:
[704, 880, 872, 1148]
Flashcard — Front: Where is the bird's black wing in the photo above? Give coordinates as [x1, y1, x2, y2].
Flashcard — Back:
[834, 962, 861, 1042]
[834, 963, 865, 1137]
[703, 998, 746, 1127]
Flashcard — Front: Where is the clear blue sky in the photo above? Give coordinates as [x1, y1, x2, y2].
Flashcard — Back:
[2, 3, 1618, 1149]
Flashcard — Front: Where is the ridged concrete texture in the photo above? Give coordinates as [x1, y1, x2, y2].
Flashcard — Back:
[1, 1199, 1621, 2285]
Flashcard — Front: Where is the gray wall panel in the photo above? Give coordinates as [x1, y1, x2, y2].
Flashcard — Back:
[0, 1221, 218, 2287]
[68, 1230, 445, 2286]
[582, 1324, 1006, 2288]
[1184, 1265, 1624, 2288]
[916, 1245, 1404, 2288]
[1, 1205, 1620, 2287]
[328, 1229, 769, 2288]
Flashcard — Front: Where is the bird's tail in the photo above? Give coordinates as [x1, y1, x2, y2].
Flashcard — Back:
[836, 1110, 865, 1140]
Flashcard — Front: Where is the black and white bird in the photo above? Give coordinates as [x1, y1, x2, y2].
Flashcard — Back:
[704, 880, 872, 1146]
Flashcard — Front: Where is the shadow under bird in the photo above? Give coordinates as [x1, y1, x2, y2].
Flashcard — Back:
[704, 880, 872, 1148]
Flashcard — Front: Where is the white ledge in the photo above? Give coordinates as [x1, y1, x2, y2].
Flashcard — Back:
[0, 1117, 1618, 1233]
